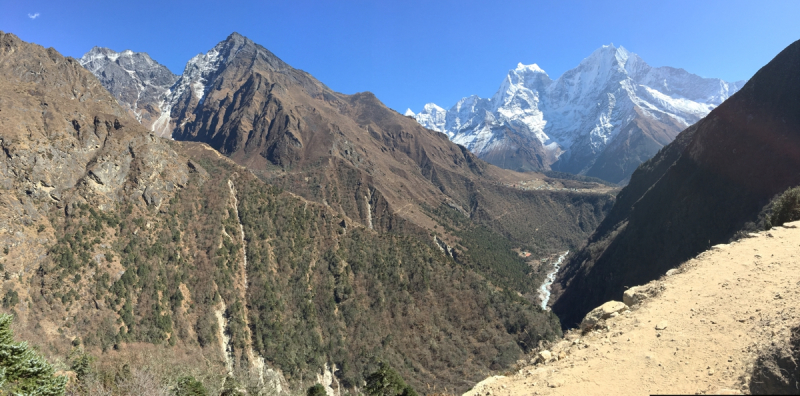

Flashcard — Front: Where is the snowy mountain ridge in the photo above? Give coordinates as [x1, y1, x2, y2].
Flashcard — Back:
[410, 44, 746, 183]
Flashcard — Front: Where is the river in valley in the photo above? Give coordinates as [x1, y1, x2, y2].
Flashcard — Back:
[538, 251, 569, 310]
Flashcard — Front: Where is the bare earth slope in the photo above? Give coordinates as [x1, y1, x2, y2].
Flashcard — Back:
[466, 222, 800, 395]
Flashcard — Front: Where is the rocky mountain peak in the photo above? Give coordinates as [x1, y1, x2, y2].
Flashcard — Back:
[582, 43, 630, 68]
[78, 46, 177, 131]
[515, 62, 548, 74]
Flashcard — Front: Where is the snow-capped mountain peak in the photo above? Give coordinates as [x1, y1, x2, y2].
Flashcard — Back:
[404, 108, 415, 116]
[516, 62, 547, 74]
[414, 103, 448, 134]
[79, 47, 178, 129]
[411, 45, 746, 183]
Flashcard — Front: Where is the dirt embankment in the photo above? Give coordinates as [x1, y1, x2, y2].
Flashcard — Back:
[466, 221, 800, 395]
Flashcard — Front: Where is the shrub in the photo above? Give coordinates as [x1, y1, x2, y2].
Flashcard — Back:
[1, 290, 18, 308]
[307, 383, 326, 396]
[768, 186, 800, 228]
[173, 375, 208, 396]
[364, 362, 416, 396]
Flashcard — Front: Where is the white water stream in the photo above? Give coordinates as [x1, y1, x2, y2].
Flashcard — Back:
[538, 251, 569, 311]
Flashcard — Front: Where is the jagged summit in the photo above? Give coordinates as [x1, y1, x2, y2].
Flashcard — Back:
[515, 62, 548, 74]
[412, 45, 746, 183]
[147, 32, 328, 137]
[76, 32, 310, 137]
[78, 46, 178, 130]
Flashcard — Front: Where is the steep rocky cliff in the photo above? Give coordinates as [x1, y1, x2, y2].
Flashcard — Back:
[551, 39, 800, 328]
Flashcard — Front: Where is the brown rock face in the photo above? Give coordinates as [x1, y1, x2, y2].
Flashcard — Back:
[0, 31, 188, 277]
[750, 324, 800, 394]
[552, 39, 800, 328]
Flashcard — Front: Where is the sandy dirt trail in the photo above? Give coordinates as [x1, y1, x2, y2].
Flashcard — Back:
[466, 221, 800, 395]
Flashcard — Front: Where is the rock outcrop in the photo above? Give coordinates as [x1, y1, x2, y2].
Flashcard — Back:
[0, 31, 188, 278]
[749, 324, 800, 394]
[579, 300, 628, 332]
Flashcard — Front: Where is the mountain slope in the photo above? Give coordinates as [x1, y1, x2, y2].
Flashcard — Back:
[79, 47, 178, 130]
[0, 31, 620, 393]
[551, 39, 800, 328]
[411, 45, 745, 184]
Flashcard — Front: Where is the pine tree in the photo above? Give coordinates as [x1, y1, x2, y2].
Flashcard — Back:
[0, 313, 67, 395]
[364, 362, 417, 396]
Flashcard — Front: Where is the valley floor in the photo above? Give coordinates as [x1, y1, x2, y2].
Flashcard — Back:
[466, 222, 800, 395]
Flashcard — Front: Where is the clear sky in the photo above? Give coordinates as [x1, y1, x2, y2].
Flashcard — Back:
[3, 0, 799, 113]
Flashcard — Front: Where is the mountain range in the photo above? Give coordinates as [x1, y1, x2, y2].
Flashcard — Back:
[409, 45, 746, 184]
[7, 26, 794, 395]
[0, 30, 620, 394]
[80, 33, 615, 257]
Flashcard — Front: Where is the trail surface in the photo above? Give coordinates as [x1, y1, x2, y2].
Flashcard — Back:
[467, 222, 800, 395]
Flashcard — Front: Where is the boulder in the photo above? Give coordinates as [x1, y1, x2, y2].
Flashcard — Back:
[537, 350, 552, 363]
[623, 284, 661, 307]
[580, 301, 628, 332]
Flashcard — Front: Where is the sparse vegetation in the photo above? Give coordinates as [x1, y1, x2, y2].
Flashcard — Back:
[22, 154, 562, 394]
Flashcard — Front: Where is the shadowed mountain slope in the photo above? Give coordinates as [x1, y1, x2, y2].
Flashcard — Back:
[551, 39, 800, 328]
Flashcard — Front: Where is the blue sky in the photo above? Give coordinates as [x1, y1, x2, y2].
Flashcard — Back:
[3, 0, 799, 113]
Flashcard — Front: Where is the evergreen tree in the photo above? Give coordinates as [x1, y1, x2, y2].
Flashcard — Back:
[173, 375, 208, 396]
[364, 362, 416, 396]
[0, 313, 67, 395]
[307, 383, 326, 396]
